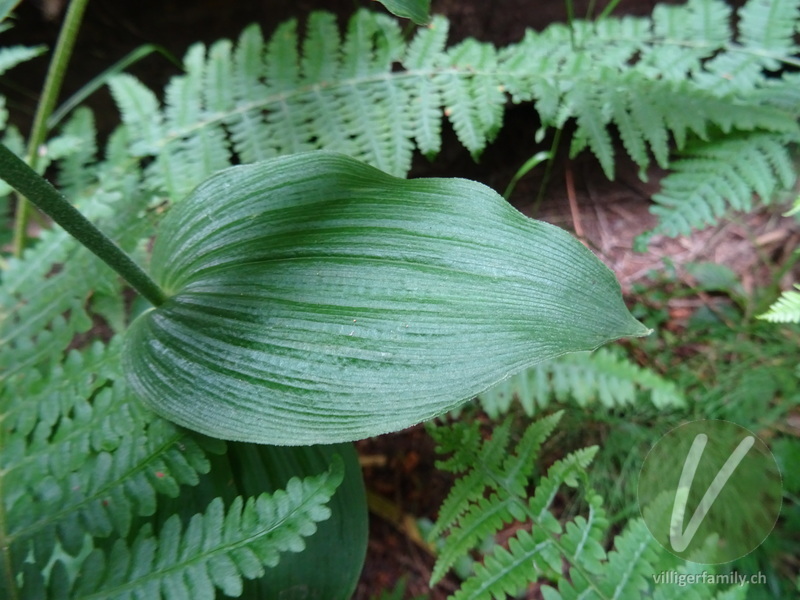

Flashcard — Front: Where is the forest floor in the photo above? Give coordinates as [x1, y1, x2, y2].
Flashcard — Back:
[4, 1, 797, 598]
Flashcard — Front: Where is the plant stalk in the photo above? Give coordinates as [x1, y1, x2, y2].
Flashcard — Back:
[0, 143, 167, 306]
[12, 0, 91, 257]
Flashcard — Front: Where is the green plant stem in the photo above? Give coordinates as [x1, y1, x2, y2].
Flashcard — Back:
[0, 143, 168, 306]
[47, 43, 181, 129]
[531, 127, 562, 215]
[12, 0, 90, 257]
[565, 0, 575, 48]
[596, 0, 623, 20]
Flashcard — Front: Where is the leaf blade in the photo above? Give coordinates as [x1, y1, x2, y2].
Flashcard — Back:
[375, 0, 430, 24]
[124, 152, 647, 444]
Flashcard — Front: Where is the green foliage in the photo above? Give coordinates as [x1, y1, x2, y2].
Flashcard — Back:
[68, 458, 342, 600]
[471, 348, 686, 527]
[2, 0, 800, 596]
[624, 268, 800, 597]
[759, 283, 800, 323]
[123, 151, 644, 444]
[0, 24, 44, 244]
[630, 271, 800, 430]
[107, 0, 800, 238]
[0, 44, 44, 75]
[429, 414, 748, 599]
[650, 133, 797, 237]
[0, 105, 365, 600]
[477, 347, 684, 418]
[375, 0, 430, 24]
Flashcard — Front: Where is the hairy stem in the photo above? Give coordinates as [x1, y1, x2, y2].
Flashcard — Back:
[0, 143, 167, 306]
[12, 0, 91, 257]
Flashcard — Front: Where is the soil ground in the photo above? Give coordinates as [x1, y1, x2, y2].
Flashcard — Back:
[3, 1, 797, 598]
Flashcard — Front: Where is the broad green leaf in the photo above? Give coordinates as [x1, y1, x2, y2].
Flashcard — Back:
[124, 152, 648, 444]
[375, 0, 430, 24]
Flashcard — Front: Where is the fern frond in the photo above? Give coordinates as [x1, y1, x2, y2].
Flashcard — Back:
[647, 0, 732, 78]
[439, 39, 503, 158]
[568, 69, 795, 178]
[342, 14, 413, 174]
[226, 24, 274, 163]
[567, 76, 616, 178]
[543, 519, 659, 600]
[758, 284, 800, 323]
[543, 516, 749, 600]
[429, 413, 564, 583]
[107, 74, 164, 155]
[438, 437, 603, 598]
[107, 74, 182, 199]
[0, 231, 96, 377]
[66, 458, 343, 600]
[756, 71, 800, 113]
[56, 108, 99, 199]
[690, 0, 800, 95]
[428, 420, 513, 539]
[7, 398, 223, 560]
[738, 0, 800, 69]
[0, 112, 99, 217]
[2, 340, 124, 462]
[0, 127, 154, 384]
[3, 334, 224, 582]
[452, 484, 606, 600]
[431, 413, 745, 598]
[477, 348, 685, 419]
[163, 43, 231, 195]
[105, 0, 799, 244]
[1, 235, 136, 383]
[404, 16, 448, 157]
[650, 132, 797, 237]
[430, 413, 602, 587]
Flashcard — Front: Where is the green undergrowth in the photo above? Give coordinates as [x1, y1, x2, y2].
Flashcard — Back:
[1, 0, 799, 597]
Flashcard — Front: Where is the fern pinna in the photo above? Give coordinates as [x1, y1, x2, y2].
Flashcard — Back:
[476, 348, 685, 418]
[109, 0, 799, 238]
[428, 413, 750, 599]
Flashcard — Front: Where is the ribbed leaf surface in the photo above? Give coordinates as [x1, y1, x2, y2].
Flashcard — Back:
[376, 0, 430, 24]
[124, 152, 647, 444]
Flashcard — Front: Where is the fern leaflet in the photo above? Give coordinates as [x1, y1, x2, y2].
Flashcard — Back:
[477, 348, 684, 418]
[0, 45, 44, 77]
[649, 132, 796, 237]
[66, 457, 343, 599]
[759, 284, 800, 323]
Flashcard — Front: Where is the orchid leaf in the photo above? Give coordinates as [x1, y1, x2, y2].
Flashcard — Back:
[375, 0, 430, 24]
[123, 152, 648, 444]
